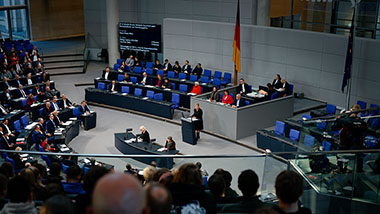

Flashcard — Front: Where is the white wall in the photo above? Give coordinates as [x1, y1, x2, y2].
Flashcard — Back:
[83, 0, 255, 49]
[163, 18, 380, 108]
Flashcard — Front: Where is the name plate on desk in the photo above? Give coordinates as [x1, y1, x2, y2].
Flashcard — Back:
[146, 85, 154, 88]
[142, 97, 149, 100]
[122, 93, 128, 96]
[164, 88, 171, 91]
[111, 91, 117, 94]
[180, 79, 186, 82]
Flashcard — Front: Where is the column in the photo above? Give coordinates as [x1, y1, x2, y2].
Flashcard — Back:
[106, 0, 120, 67]
[257, 0, 271, 26]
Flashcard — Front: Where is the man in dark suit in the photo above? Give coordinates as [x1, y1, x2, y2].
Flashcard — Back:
[238, 78, 250, 95]
[109, 80, 118, 92]
[192, 63, 203, 78]
[32, 84, 41, 96]
[37, 118, 46, 134]
[46, 114, 57, 135]
[42, 102, 54, 119]
[52, 111, 63, 126]
[37, 90, 48, 103]
[32, 124, 46, 145]
[182, 60, 191, 75]
[1, 78, 11, 90]
[153, 59, 162, 73]
[50, 96, 60, 111]
[60, 94, 72, 109]
[79, 100, 91, 115]
[102, 67, 111, 80]
[0, 102, 9, 116]
[15, 84, 27, 99]
[232, 94, 246, 109]
[0, 119, 15, 139]
[45, 86, 55, 99]
[0, 132, 14, 150]
[162, 59, 172, 73]
[279, 78, 290, 97]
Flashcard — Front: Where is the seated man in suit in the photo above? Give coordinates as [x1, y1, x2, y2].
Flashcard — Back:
[79, 100, 91, 115]
[138, 126, 150, 142]
[51, 96, 60, 111]
[16, 84, 28, 99]
[182, 60, 191, 75]
[278, 78, 290, 97]
[0, 119, 16, 140]
[0, 132, 15, 150]
[0, 102, 9, 116]
[221, 170, 265, 213]
[102, 67, 111, 80]
[232, 94, 246, 109]
[45, 86, 55, 100]
[46, 113, 58, 135]
[162, 59, 172, 73]
[238, 78, 250, 95]
[109, 80, 118, 92]
[42, 102, 54, 119]
[141, 72, 149, 86]
[26, 72, 34, 85]
[153, 59, 162, 72]
[125, 55, 134, 67]
[192, 63, 203, 79]
[163, 136, 176, 151]
[52, 111, 63, 126]
[161, 78, 172, 89]
[32, 84, 41, 95]
[60, 94, 72, 109]
[1, 78, 11, 90]
[13, 75, 23, 87]
[37, 90, 48, 103]
[32, 124, 46, 145]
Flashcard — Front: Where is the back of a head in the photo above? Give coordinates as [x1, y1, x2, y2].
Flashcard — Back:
[238, 169, 259, 197]
[49, 162, 62, 177]
[152, 168, 170, 182]
[66, 165, 81, 181]
[208, 174, 225, 197]
[213, 168, 233, 188]
[0, 174, 8, 198]
[145, 182, 172, 214]
[173, 163, 202, 185]
[275, 170, 304, 204]
[45, 183, 64, 200]
[143, 166, 157, 183]
[1, 162, 14, 178]
[83, 166, 109, 196]
[8, 176, 31, 203]
[92, 173, 146, 214]
[43, 195, 74, 214]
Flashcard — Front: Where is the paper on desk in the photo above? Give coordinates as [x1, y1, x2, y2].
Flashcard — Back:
[90, 111, 95, 113]
[164, 88, 171, 91]
[69, 106, 75, 109]
[130, 138, 136, 141]
[142, 97, 149, 100]
[187, 93, 197, 96]
[31, 103, 39, 107]
[61, 147, 70, 152]
[180, 79, 186, 82]
[146, 85, 154, 88]
[157, 148, 165, 152]
[62, 121, 72, 126]
[122, 93, 128, 96]
[125, 139, 134, 143]
[20, 154, 28, 158]
[54, 132, 62, 135]
[111, 91, 117, 93]
[22, 158, 28, 161]
[84, 158, 90, 164]
[16, 138, 25, 142]
[201, 83, 207, 85]
[69, 117, 78, 121]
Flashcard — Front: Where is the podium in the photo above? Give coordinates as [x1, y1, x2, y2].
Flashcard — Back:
[181, 117, 197, 145]
[81, 112, 97, 130]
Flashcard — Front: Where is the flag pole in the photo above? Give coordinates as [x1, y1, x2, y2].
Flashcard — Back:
[345, 2, 358, 110]
[234, 65, 238, 85]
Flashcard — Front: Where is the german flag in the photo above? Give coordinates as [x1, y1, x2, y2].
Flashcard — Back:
[233, 0, 241, 74]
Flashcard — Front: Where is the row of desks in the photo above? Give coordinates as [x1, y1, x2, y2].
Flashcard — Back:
[85, 88, 174, 119]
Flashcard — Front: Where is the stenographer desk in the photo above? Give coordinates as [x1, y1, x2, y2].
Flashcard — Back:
[85, 87, 174, 119]
[114, 132, 177, 168]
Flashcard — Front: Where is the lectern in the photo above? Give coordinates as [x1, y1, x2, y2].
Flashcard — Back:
[181, 117, 197, 145]
[81, 112, 97, 130]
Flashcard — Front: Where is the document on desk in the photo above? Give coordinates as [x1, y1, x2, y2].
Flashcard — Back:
[157, 148, 165, 152]
[164, 88, 171, 91]
[122, 93, 128, 96]
[31, 103, 39, 107]
[16, 138, 25, 142]
[61, 147, 70, 152]
[54, 132, 63, 136]
[180, 79, 186, 82]
[142, 97, 149, 100]
[146, 85, 154, 88]
[20, 154, 28, 158]
[90, 111, 95, 113]
[124, 139, 134, 144]
[62, 121, 72, 126]
[69, 106, 75, 109]
[69, 117, 78, 121]
[201, 83, 207, 85]
[187, 93, 197, 96]
[111, 91, 117, 94]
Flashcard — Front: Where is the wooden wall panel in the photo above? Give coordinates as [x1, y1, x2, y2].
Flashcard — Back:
[29, 0, 84, 41]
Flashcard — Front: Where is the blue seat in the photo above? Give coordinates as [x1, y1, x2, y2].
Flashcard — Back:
[113, 64, 120, 71]
[369, 118, 380, 129]
[84, 166, 90, 174]
[121, 86, 130, 94]
[5, 156, 16, 170]
[34, 96, 38, 102]
[21, 99, 27, 107]
[61, 163, 69, 174]
[29, 89, 33, 94]
[221, 72, 232, 85]
[322, 140, 332, 151]
[326, 104, 336, 115]
[179, 73, 187, 80]
[116, 59, 124, 65]
[245, 100, 250, 106]
[134, 88, 142, 96]
[39, 108, 44, 117]
[157, 70, 164, 76]
[130, 77, 137, 84]
[304, 135, 315, 148]
[133, 67, 142, 73]
[357, 100, 367, 110]
[154, 93, 163, 101]
[167, 71, 175, 78]
[289, 129, 300, 141]
[212, 79, 221, 87]
[38, 144, 44, 152]
[317, 122, 327, 130]
[98, 82, 106, 90]
[200, 76, 209, 84]
[20, 115, 29, 127]
[13, 120, 22, 133]
[271, 92, 278, 100]
[125, 66, 131, 72]
[204, 69, 212, 77]
[274, 121, 285, 136]
[302, 114, 312, 120]
[369, 104, 379, 115]
[213, 71, 222, 80]
[145, 62, 153, 69]
[171, 83, 176, 90]
[179, 84, 188, 92]
[146, 90, 154, 99]
[146, 68, 153, 75]
[189, 75, 198, 82]
[42, 155, 51, 167]
[73, 107, 81, 117]
[117, 74, 124, 82]
[171, 93, 180, 109]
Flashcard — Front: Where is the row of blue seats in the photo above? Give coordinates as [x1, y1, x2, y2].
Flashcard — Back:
[97, 83, 181, 109]
[98, 81, 193, 93]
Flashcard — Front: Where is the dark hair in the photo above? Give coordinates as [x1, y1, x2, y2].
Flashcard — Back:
[33, 163, 47, 179]
[45, 183, 64, 200]
[0, 174, 8, 197]
[173, 163, 202, 185]
[195, 162, 202, 169]
[238, 169, 259, 197]
[275, 170, 303, 204]
[1, 162, 14, 178]
[44, 195, 74, 214]
[276, 74, 281, 79]
[8, 176, 31, 203]
[66, 165, 82, 181]
[240, 78, 245, 81]
[208, 174, 225, 197]
[152, 168, 170, 182]
[83, 166, 109, 195]
[266, 83, 273, 89]
[146, 182, 172, 214]
[213, 168, 233, 188]
[49, 162, 62, 177]
[126, 163, 132, 170]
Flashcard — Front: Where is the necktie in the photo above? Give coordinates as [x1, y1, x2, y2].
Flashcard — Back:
[21, 89, 26, 98]
[0, 105, 6, 114]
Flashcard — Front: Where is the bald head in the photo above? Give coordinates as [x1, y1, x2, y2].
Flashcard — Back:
[92, 173, 146, 214]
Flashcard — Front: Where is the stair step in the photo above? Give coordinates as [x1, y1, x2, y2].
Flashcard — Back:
[45, 65, 84, 70]
[43, 59, 85, 64]
[42, 55, 84, 62]
[42, 53, 83, 58]
[48, 67, 85, 76]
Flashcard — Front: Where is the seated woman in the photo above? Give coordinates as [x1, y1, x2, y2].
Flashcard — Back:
[163, 136, 176, 151]
[156, 74, 163, 87]
[209, 86, 220, 102]
[123, 72, 130, 82]
[25, 93, 36, 111]
[259, 83, 275, 98]
[190, 82, 202, 95]
[222, 90, 233, 105]
[161, 78, 171, 89]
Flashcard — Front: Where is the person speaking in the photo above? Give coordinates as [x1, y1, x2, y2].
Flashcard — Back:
[138, 126, 150, 143]
[191, 104, 203, 140]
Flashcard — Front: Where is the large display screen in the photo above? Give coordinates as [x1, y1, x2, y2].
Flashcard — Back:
[119, 22, 162, 53]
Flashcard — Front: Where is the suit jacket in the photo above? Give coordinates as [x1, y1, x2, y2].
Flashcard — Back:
[33, 130, 45, 145]
[272, 79, 282, 89]
[182, 64, 191, 74]
[37, 93, 48, 102]
[0, 136, 12, 150]
[282, 82, 290, 95]
[16, 89, 27, 99]
[51, 101, 60, 111]
[209, 91, 220, 101]
[79, 105, 90, 114]
[32, 87, 41, 95]
[163, 63, 172, 71]
[153, 64, 162, 70]
[42, 106, 53, 118]
[233, 99, 246, 108]
[0, 123, 11, 135]
[53, 114, 61, 125]
[238, 83, 250, 94]
[102, 71, 112, 80]
[60, 98, 72, 109]
[140, 131, 150, 143]
[46, 119, 57, 134]
[45, 91, 55, 99]
[109, 83, 118, 92]
[192, 67, 203, 77]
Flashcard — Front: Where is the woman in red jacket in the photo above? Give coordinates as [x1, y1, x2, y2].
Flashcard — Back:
[222, 90, 233, 105]
[190, 81, 202, 95]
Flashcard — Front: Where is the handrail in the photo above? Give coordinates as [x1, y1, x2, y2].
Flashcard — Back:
[82, 32, 90, 73]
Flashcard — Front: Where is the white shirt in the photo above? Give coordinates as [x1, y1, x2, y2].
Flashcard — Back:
[104, 72, 109, 80]
[63, 99, 69, 108]
[52, 102, 59, 111]
[0, 105, 7, 114]
[20, 89, 26, 98]
[27, 79, 33, 85]
[4, 124, 11, 135]
[142, 76, 147, 85]
[111, 84, 115, 91]
[242, 84, 245, 93]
